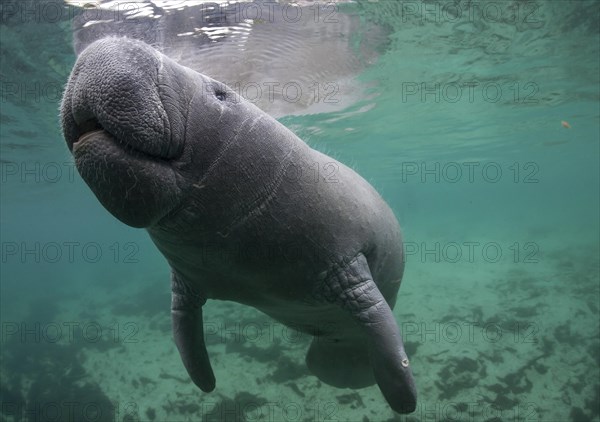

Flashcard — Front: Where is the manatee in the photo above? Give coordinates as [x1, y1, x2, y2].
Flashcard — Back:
[60, 37, 417, 414]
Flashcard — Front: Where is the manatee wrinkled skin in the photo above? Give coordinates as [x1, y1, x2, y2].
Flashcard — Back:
[60, 37, 417, 414]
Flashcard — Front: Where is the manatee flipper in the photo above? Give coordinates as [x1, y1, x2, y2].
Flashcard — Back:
[316, 253, 417, 414]
[171, 272, 215, 392]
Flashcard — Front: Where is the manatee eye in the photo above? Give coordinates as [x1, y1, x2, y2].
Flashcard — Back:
[215, 90, 226, 101]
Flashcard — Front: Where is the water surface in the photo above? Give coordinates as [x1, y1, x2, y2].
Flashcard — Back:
[1, 1, 598, 421]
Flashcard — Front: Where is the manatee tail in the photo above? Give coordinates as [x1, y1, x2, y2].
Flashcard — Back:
[318, 253, 417, 414]
[171, 274, 215, 392]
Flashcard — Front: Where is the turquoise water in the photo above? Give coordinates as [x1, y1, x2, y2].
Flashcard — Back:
[1, 1, 599, 421]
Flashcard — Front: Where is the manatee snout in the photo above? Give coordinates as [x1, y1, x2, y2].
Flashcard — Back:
[61, 37, 182, 158]
[60, 37, 189, 227]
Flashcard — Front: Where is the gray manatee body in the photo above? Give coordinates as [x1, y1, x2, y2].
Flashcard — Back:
[60, 37, 417, 414]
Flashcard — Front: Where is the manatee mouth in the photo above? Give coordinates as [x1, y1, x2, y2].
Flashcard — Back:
[77, 129, 104, 146]
[73, 118, 104, 147]
[72, 123, 122, 155]
[65, 115, 183, 229]
[68, 115, 174, 160]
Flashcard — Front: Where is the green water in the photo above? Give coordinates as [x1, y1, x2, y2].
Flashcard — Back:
[1, 1, 599, 421]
